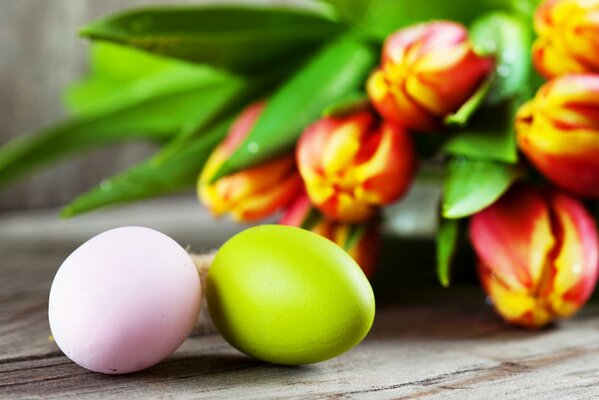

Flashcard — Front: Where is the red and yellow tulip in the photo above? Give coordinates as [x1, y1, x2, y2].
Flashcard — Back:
[366, 21, 494, 132]
[516, 74, 599, 198]
[470, 185, 599, 328]
[198, 101, 302, 222]
[296, 109, 416, 223]
[280, 192, 380, 278]
[533, 0, 599, 79]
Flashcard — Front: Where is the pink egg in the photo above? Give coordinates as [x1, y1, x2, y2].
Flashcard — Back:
[48, 226, 201, 374]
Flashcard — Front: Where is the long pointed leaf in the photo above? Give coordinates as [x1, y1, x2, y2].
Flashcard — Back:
[442, 158, 521, 219]
[324, 0, 516, 41]
[156, 59, 306, 164]
[212, 34, 376, 180]
[469, 12, 532, 104]
[61, 119, 231, 218]
[79, 4, 343, 73]
[65, 42, 233, 117]
[436, 218, 459, 288]
[444, 75, 493, 128]
[0, 78, 247, 189]
[443, 100, 520, 164]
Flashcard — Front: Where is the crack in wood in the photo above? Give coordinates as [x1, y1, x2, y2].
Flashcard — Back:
[343, 365, 486, 395]
[344, 345, 598, 399]
[0, 351, 64, 366]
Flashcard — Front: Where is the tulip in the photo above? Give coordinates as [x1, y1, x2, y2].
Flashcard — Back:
[198, 101, 302, 222]
[470, 185, 599, 328]
[533, 0, 599, 79]
[366, 21, 494, 132]
[296, 109, 416, 223]
[516, 74, 599, 198]
[280, 192, 380, 278]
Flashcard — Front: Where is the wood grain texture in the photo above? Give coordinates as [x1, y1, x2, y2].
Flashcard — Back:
[1, 200, 599, 399]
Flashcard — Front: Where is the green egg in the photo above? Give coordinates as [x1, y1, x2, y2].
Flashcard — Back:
[206, 225, 375, 365]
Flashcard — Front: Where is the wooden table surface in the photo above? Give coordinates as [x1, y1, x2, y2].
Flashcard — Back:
[1, 199, 599, 399]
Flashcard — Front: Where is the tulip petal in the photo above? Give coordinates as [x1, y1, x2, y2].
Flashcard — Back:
[533, 0, 599, 77]
[473, 185, 599, 328]
[230, 172, 302, 222]
[369, 21, 493, 131]
[297, 109, 415, 222]
[563, 10, 599, 70]
[517, 122, 599, 197]
[367, 69, 438, 131]
[221, 101, 266, 153]
[413, 43, 470, 73]
[337, 193, 375, 222]
[321, 112, 374, 177]
[470, 186, 555, 293]
[198, 101, 301, 222]
[353, 123, 414, 204]
[213, 156, 293, 204]
[516, 75, 599, 197]
[479, 263, 554, 327]
[296, 120, 332, 181]
[279, 190, 312, 227]
[547, 191, 599, 316]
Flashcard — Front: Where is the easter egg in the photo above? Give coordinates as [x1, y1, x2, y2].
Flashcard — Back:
[206, 225, 375, 365]
[48, 227, 201, 374]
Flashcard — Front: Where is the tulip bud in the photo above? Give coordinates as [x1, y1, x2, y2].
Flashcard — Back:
[280, 192, 380, 278]
[516, 74, 599, 198]
[533, 0, 599, 79]
[470, 185, 599, 328]
[198, 101, 302, 222]
[366, 21, 494, 132]
[296, 109, 416, 223]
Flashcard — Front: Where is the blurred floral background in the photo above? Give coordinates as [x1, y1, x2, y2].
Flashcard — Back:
[0, 0, 440, 238]
[2, 0, 599, 329]
[0, 0, 299, 211]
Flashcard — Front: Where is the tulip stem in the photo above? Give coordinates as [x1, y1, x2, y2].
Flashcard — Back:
[444, 73, 494, 128]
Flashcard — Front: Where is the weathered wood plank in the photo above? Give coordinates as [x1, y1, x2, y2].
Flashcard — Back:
[1, 201, 599, 399]
[2, 303, 599, 399]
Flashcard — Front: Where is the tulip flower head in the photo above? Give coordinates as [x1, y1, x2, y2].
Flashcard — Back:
[296, 110, 416, 223]
[470, 185, 599, 328]
[367, 21, 494, 132]
[280, 192, 380, 278]
[533, 0, 599, 79]
[198, 101, 302, 222]
[516, 74, 599, 198]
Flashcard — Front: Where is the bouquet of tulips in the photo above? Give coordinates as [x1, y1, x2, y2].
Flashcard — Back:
[1, 0, 598, 329]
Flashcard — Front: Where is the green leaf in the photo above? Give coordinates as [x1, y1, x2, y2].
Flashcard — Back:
[436, 218, 459, 288]
[324, 0, 516, 41]
[344, 224, 368, 251]
[510, 0, 542, 21]
[156, 60, 304, 164]
[322, 92, 370, 118]
[470, 11, 532, 104]
[61, 119, 231, 218]
[299, 207, 323, 231]
[65, 42, 234, 117]
[443, 100, 520, 163]
[0, 86, 240, 189]
[442, 157, 521, 219]
[211, 35, 377, 180]
[444, 74, 494, 128]
[79, 4, 343, 73]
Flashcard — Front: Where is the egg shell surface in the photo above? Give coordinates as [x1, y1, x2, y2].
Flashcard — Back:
[206, 225, 375, 365]
[48, 226, 201, 374]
